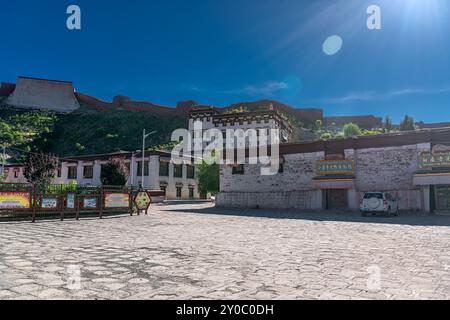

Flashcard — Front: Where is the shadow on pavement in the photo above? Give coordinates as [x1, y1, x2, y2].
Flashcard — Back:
[164, 205, 450, 227]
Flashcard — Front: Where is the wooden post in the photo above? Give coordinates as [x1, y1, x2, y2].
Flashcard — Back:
[31, 184, 36, 223]
[99, 189, 104, 219]
[75, 194, 80, 221]
[60, 195, 64, 221]
[129, 188, 133, 216]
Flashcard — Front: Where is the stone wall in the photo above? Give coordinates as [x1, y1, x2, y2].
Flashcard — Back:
[5, 77, 80, 113]
[220, 151, 324, 193]
[216, 190, 322, 209]
[352, 143, 430, 210]
[217, 143, 431, 211]
[218, 151, 324, 209]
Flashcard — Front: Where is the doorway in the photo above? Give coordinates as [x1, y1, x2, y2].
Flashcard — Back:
[324, 189, 348, 210]
[434, 185, 450, 212]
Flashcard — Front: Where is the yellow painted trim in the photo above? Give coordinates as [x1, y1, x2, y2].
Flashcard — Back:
[314, 179, 355, 183]
[414, 172, 450, 177]
[315, 160, 356, 175]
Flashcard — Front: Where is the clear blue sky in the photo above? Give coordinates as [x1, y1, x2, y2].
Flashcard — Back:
[1, 0, 450, 122]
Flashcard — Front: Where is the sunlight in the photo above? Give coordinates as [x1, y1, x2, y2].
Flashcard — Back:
[401, 0, 446, 20]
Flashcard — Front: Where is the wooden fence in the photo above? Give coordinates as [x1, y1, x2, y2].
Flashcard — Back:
[0, 183, 156, 222]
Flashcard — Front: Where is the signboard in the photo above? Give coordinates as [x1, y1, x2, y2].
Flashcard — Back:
[316, 160, 355, 175]
[134, 191, 152, 211]
[420, 152, 450, 168]
[0, 192, 31, 209]
[42, 197, 58, 209]
[83, 197, 97, 209]
[67, 193, 75, 209]
[105, 193, 129, 208]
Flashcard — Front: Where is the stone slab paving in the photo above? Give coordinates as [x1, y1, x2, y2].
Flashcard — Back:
[1, 202, 450, 300]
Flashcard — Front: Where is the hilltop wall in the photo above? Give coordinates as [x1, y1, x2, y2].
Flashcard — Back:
[4, 77, 80, 113]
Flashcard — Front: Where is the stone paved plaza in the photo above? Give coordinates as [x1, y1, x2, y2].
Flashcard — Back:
[1, 202, 450, 300]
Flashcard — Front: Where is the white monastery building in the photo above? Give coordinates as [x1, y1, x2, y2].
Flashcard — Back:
[217, 127, 450, 214]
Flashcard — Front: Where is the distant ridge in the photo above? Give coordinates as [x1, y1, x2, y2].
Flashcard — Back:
[1, 75, 435, 129]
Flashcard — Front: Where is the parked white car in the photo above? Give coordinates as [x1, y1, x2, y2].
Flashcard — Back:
[360, 192, 399, 217]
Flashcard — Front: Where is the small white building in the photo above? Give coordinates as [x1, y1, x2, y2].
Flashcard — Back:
[2, 163, 28, 183]
[3, 150, 199, 200]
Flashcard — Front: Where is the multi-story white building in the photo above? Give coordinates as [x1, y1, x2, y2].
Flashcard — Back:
[188, 106, 294, 151]
[3, 150, 199, 200]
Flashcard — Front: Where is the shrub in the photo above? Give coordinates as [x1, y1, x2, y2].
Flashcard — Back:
[100, 158, 129, 186]
[343, 123, 362, 138]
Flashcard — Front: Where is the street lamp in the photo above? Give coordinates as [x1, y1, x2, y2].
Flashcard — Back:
[0, 145, 5, 177]
[141, 129, 157, 189]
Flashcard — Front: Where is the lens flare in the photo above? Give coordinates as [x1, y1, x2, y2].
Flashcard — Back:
[323, 35, 343, 56]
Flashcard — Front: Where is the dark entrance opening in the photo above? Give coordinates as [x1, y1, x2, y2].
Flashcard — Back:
[433, 185, 450, 212]
[324, 189, 348, 210]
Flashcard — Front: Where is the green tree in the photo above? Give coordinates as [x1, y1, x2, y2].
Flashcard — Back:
[315, 119, 323, 131]
[100, 158, 129, 186]
[23, 152, 59, 192]
[343, 123, 362, 138]
[196, 160, 220, 198]
[320, 132, 332, 140]
[383, 116, 393, 132]
[399, 115, 415, 131]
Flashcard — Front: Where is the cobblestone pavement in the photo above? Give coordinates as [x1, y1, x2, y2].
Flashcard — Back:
[1, 202, 450, 300]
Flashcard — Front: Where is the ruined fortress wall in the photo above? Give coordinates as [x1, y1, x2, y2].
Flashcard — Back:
[5, 77, 80, 113]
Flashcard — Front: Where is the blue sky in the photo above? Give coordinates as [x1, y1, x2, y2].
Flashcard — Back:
[1, 0, 450, 122]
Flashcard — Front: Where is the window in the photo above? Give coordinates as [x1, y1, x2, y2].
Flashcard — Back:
[14, 170, 19, 178]
[67, 166, 77, 179]
[363, 193, 383, 199]
[187, 165, 195, 179]
[232, 164, 244, 175]
[189, 188, 194, 199]
[160, 185, 167, 196]
[83, 165, 93, 179]
[57, 167, 62, 178]
[174, 164, 183, 178]
[176, 187, 182, 198]
[137, 161, 149, 176]
[159, 161, 169, 176]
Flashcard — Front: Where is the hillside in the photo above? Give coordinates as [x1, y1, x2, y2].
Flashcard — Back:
[0, 106, 187, 158]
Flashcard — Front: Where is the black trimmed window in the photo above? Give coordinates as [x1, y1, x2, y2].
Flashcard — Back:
[187, 165, 195, 179]
[232, 164, 244, 175]
[137, 161, 149, 176]
[83, 165, 93, 179]
[159, 161, 169, 176]
[174, 164, 183, 178]
[67, 166, 77, 179]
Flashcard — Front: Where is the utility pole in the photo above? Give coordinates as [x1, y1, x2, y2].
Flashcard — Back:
[0, 145, 5, 177]
[141, 129, 157, 189]
[130, 151, 135, 187]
